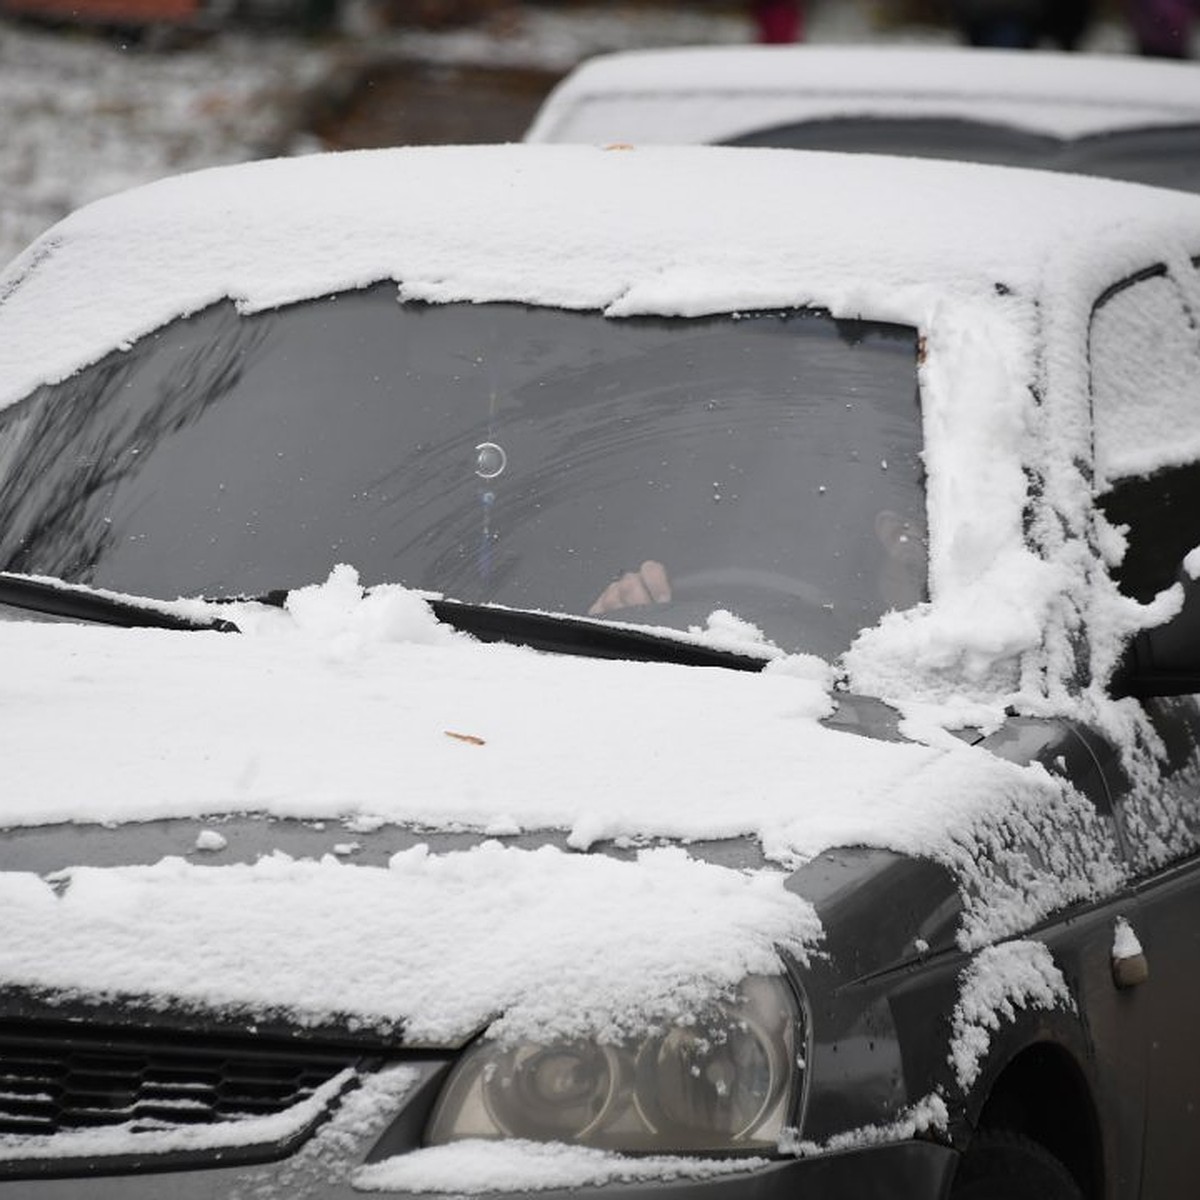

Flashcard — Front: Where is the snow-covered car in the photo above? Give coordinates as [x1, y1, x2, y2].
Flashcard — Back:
[0, 144, 1198, 1199]
[525, 45, 1200, 193]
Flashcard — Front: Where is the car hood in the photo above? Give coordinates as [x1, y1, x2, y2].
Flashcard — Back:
[0, 587, 1109, 1041]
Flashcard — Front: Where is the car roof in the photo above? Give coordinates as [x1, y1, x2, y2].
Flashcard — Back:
[525, 45, 1200, 144]
[1, 142, 1199, 410]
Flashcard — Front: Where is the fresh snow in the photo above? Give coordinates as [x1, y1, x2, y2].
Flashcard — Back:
[947, 940, 1074, 1091]
[0, 569, 1125, 1003]
[780, 1092, 949, 1157]
[0, 1066, 361, 1162]
[0, 844, 819, 1042]
[3, 144, 1199, 725]
[354, 1139, 767, 1194]
[4, 145, 1199, 417]
[527, 44, 1200, 145]
[0, 10, 1189, 1179]
[1112, 915, 1143, 960]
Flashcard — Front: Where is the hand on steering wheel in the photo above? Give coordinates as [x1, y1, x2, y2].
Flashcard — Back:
[588, 560, 672, 615]
[587, 562, 828, 616]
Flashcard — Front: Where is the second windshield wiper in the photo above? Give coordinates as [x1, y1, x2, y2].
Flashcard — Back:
[0, 573, 768, 672]
[246, 588, 769, 672]
[0, 573, 236, 633]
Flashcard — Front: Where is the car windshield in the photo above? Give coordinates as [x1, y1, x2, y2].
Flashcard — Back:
[725, 118, 1200, 193]
[0, 285, 924, 658]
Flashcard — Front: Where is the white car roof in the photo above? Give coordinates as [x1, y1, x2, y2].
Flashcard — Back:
[2, 142, 1199, 412]
[525, 45, 1200, 144]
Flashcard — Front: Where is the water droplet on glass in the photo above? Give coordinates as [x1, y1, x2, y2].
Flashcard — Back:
[475, 442, 507, 480]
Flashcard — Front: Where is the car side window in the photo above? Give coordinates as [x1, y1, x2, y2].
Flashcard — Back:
[1090, 271, 1200, 872]
[1091, 270, 1200, 494]
[1092, 271, 1200, 607]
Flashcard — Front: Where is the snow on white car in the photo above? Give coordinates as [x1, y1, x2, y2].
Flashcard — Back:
[526, 45, 1200, 194]
[0, 144, 1197, 1199]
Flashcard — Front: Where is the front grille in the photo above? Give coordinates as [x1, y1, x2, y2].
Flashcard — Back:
[0, 1026, 362, 1137]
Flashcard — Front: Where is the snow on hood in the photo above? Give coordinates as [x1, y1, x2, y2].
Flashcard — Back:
[0, 843, 818, 1045]
[0, 569, 1124, 1031]
[526, 45, 1200, 144]
[0, 148, 1174, 1030]
[0, 569, 1068, 863]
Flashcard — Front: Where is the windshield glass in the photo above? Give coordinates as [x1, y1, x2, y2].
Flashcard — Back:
[725, 118, 1200, 193]
[0, 286, 924, 657]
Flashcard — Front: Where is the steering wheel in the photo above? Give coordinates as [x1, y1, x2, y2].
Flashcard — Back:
[665, 566, 831, 612]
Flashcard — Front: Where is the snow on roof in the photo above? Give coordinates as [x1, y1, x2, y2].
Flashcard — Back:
[525, 45, 1200, 144]
[1, 142, 1199, 414]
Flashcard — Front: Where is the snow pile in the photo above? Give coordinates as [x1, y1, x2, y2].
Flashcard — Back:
[283, 563, 460, 657]
[780, 1092, 948, 1157]
[194, 829, 228, 852]
[947, 940, 1074, 1091]
[354, 1139, 766, 1194]
[0, 844, 819, 1040]
[685, 608, 780, 659]
[0, 563, 1128, 956]
[5, 146, 1199, 415]
[1112, 916, 1142, 960]
[241, 1065, 423, 1192]
[843, 294, 1056, 720]
[0, 561, 1131, 1022]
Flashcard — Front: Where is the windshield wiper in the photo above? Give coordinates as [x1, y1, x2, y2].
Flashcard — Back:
[244, 589, 769, 672]
[0, 572, 766, 671]
[434, 597, 769, 671]
[0, 573, 236, 633]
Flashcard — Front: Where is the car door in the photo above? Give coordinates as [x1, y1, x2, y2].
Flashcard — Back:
[1089, 265, 1200, 1199]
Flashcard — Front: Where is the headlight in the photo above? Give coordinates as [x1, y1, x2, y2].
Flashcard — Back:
[425, 975, 804, 1153]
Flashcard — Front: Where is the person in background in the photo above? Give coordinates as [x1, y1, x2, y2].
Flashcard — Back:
[1128, 0, 1196, 55]
[752, 0, 805, 42]
[949, 0, 1094, 48]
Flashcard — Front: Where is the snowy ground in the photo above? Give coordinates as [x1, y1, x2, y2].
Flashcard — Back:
[0, 1, 1155, 269]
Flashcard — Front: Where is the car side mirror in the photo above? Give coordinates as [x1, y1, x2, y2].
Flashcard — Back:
[1114, 566, 1200, 698]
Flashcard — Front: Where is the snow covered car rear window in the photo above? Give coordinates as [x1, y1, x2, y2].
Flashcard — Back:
[0, 285, 924, 657]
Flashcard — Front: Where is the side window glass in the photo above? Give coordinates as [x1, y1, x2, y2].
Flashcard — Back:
[1091, 271, 1200, 490]
[1118, 697, 1200, 875]
[1091, 276, 1200, 872]
[1100, 461, 1200, 603]
[1092, 272, 1200, 604]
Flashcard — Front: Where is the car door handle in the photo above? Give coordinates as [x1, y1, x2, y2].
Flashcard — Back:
[1112, 918, 1148, 989]
[1113, 950, 1150, 989]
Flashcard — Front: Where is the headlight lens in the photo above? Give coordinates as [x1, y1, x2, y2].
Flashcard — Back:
[425, 975, 803, 1153]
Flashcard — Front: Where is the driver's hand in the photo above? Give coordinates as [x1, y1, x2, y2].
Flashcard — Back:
[588, 560, 672, 615]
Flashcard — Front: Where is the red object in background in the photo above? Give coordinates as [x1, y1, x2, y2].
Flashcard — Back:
[753, 0, 804, 43]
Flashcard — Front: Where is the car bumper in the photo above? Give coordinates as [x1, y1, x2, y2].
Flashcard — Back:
[0, 1141, 958, 1199]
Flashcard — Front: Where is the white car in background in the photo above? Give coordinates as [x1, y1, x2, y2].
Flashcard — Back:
[526, 45, 1200, 192]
